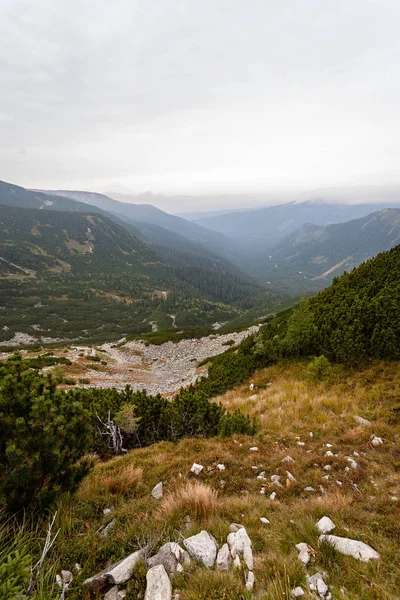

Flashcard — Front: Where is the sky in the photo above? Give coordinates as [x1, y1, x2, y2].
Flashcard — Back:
[1, 0, 400, 211]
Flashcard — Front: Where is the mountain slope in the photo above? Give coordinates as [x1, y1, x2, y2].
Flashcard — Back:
[0, 205, 247, 344]
[41, 189, 238, 258]
[194, 200, 400, 247]
[269, 208, 400, 279]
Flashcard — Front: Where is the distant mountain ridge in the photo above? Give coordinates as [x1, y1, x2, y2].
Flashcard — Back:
[269, 208, 400, 279]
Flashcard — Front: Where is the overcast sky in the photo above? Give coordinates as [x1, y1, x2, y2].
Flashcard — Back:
[1, 0, 400, 210]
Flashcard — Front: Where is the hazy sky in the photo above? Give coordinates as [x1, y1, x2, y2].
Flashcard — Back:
[1, 0, 400, 209]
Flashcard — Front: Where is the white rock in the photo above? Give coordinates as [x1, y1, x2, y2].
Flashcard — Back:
[249, 447, 259, 452]
[286, 471, 296, 483]
[282, 455, 294, 463]
[323, 465, 331, 471]
[245, 571, 255, 591]
[243, 545, 254, 570]
[190, 463, 204, 475]
[227, 527, 252, 557]
[144, 565, 172, 600]
[183, 531, 218, 568]
[346, 457, 358, 469]
[83, 550, 144, 590]
[336, 480, 343, 486]
[260, 517, 270, 525]
[271, 474, 281, 484]
[249, 383, 254, 391]
[325, 451, 333, 457]
[354, 415, 371, 427]
[325, 444, 333, 448]
[304, 486, 315, 492]
[233, 555, 241, 568]
[297, 441, 305, 447]
[251, 466, 258, 471]
[270, 491, 277, 500]
[151, 482, 163, 500]
[371, 436, 383, 447]
[308, 573, 328, 596]
[296, 542, 311, 565]
[316, 516, 336, 534]
[217, 464, 225, 471]
[103, 507, 112, 515]
[319, 535, 380, 562]
[217, 543, 232, 571]
[291, 586, 305, 597]
[249, 394, 258, 400]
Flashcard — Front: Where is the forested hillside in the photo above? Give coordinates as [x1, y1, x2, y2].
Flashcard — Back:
[0, 205, 255, 344]
[254, 244, 400, 364]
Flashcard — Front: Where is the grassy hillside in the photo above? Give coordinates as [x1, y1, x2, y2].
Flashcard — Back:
[3, 359, 399, 599]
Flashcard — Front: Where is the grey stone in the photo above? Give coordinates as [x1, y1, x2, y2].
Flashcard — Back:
[286, 471, 296, 483]
[296, 543, 311, 566]
[151, 482, 163, 499]
[319, 535, 380, 562]
[227, 527, 252, 558]
[354, 415, 371, 427]
[144, 565, 172, 600]
[148, 542, 189, 575]
[291, 587, 305, 598]
[183, 531, 218, 568]
[260, 517, 270, 525]
[83, 550, 144, 591]
[216, 543, 232, 571]
[104, 586, 126, 600]
[316, 516, 336, 534]
[308, 573, 329, 597]
[100, 519, 116, 537]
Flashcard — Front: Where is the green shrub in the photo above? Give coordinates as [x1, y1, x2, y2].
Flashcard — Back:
[307, 355, 331, 381]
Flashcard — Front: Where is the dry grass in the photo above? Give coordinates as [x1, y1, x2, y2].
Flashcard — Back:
[78, 463, 143, 499]
[56, 360, 400, 599]
[160, 481, 218, 523]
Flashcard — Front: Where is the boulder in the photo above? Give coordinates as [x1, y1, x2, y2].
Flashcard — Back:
[216, 543, 232, 571]
[144, 565, 172, 600]
[316, 516, 336, 534]
[291, 587, 305, 598]
[318, 535, 380, 562]
[151, 482, 163, 500]
[83, 550, 144, 591]
[183, 531, 218, 568]
[148, 542, 190, 575]
[190, 463, 204, 475]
